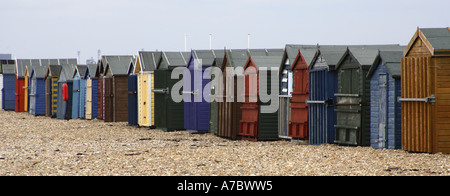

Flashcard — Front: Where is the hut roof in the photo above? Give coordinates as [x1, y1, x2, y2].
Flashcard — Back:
[103, 55, 134, 76]
[139, 51, 162, 72]
[367, 50, 404, 79]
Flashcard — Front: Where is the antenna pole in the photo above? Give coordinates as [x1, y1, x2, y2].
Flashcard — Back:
[209, 34, 212, 50]
[248, 33, 251, 50]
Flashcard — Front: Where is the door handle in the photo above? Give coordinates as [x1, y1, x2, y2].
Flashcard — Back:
[398, 94, 435, 104]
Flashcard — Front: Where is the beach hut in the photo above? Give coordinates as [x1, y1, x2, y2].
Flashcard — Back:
[28, 63, 47, 115]
[15, 59, 31, 113]
[278, 45, 317, 140]
[85, 63, 99, 120]
[56, 63, 76, 120]
[127, 57, 138, 126]
[72, 65, 88, 119]
[367, 51, 403, 149]
[45, 65, 62, 117]
[0, 57, 12, 100]
[102, 55, 134, 122]
[209, 57, 224, 135]
[278, 44, 317, 139]
[400, 27, 450, 153]
[216, 49, 248, 139]
[1, 60, 16, 110]
[184, 50, 225, 133]
[334, 45, 404, 146]
[134, 51, 161, 128]
[153, 51, 190, 131]
[307, 46, 349, 145]
[239, 54, 283, 141]
[215, 49, 284, 140]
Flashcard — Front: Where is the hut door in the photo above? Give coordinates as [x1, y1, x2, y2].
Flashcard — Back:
[72, 79, 81, 118]
[29, 78, 36, 114]
[378, 74, 388, 148]
[104, 77, 113, 122]
[400, 57, 435, 153]
[86, 79, 92, 119]
[289, 68, 308, 139]
[335, 68, 361, 145]
[45, 78, 52, 116]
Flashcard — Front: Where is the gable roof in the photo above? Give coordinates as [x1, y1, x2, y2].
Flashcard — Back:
[245, 54, 284, 70]
[188, 50, 226, 68]
[138, 51, 162, 72]
[336, 45, 405, 70]
[158, 51, 190, 70]
[58, 63, 76, 83]
[281, 45, 317, 67]
[86, 63, 98, 79]
[16, 59, 32, 78]
[73, 65, 88, 79]
[404, 27, 450, 56]
[103, 55, 134, 76]
[367, 51, 403, 79]
[30, 64, 47, 79]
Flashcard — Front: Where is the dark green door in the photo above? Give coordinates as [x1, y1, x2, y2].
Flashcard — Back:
[154, 70, 167, 130]
[335, 68, 362, 145]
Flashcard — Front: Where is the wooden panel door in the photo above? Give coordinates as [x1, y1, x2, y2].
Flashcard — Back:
[401, 57, 434, 153]
[289, 68, 308, 139]
[103, 77, 113, 122]
[86, 78, 92, 119]
[377, 74, 388, 148]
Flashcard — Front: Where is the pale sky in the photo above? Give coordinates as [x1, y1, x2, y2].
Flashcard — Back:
[1, 0, 449, 63]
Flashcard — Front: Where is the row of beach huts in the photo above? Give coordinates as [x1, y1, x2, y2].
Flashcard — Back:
[1, 27, 450, 154]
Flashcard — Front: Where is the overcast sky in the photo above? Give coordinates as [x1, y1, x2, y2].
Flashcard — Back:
[1, 0, 449, 63]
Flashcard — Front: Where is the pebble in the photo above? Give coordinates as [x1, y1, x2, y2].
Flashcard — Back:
[0, 110, 449, 176]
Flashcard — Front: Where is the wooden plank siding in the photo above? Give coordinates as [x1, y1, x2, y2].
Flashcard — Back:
[401, 28, 450, 154]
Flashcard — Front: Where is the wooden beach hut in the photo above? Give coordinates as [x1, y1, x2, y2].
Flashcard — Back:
[153, 51, 190, 131]
[367, 50, 403, 149]
[1, 60, 16, 111]
[85, 63, 99, 120]
[56, 63, 76, 120]
[102, 55, 134, 122]
[15, 59, 31, 113]
[72, 65, 88, 119]
[239, 53, 284, 141]
[334, 45, 404, 146]
[400, 27, 450, 153]
[184, 50, 225, 133]
[45, 65, 62, 117]
[135, 51, 161, 128]
[127, 57, 138, 126]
